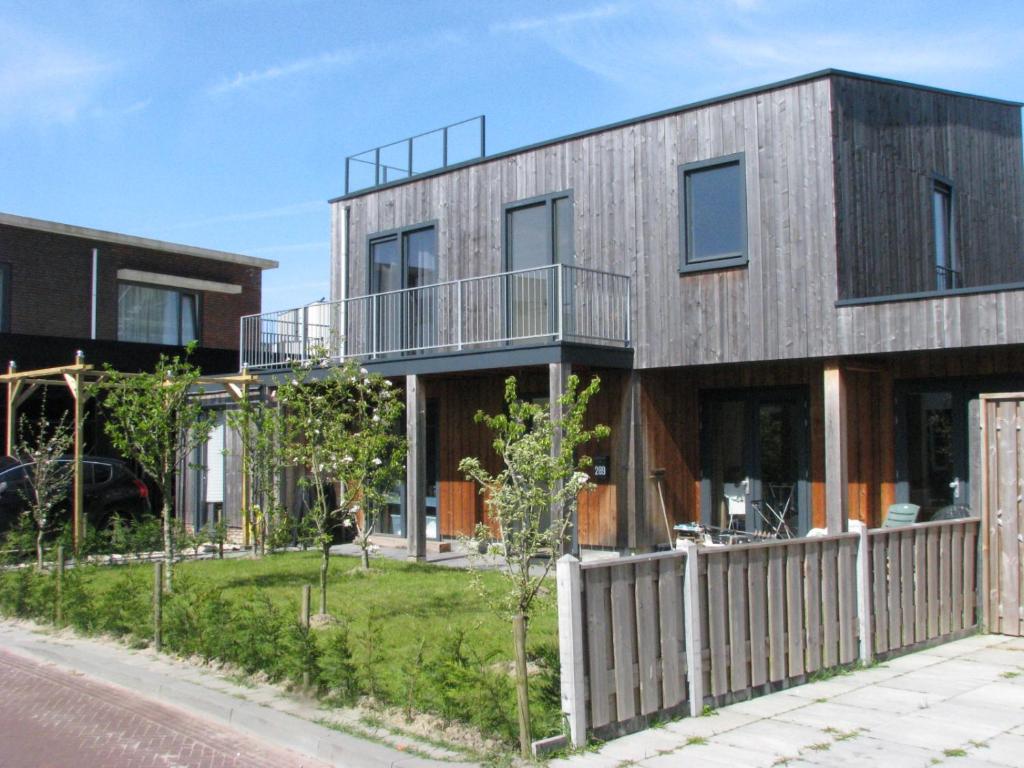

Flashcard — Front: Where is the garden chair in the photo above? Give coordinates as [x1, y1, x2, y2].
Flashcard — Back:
[882, 503, 920, 528]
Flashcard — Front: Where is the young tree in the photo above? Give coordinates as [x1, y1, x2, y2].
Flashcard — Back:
[14, 407, 74, 570]
[226, 395, 284, 556]
[95, 349, 213, 591]
[458, 374, 608, 756]
[275, 356, 404, 615]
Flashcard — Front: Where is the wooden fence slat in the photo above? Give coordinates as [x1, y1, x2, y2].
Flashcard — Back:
[682, 543, 705, 717]
[837, 538, 856, 664]
[805, 542, 822, 674]
[900, 531, 915, 646]
[657, 557, 686, 709]
[747, 548, 768, 687]
[872, 534, 889, 653]
[964, 523, 977, 629]
[821, 539, 839, 669]
[727, 552, 750, 693]
[767, 545, 787, 682]
[950, 525, 964, 632]
[914, 529, 928, 643]
[927, 527, 940, 640]
[888, 531, 902, 650]
[707, 554, 729, 697]
[634, 560, 661, 715]
[786, 545, 805, 677]
[585, 568, 612, 728]
[939, 525, 952, 636]
[610, 565, 638, 721]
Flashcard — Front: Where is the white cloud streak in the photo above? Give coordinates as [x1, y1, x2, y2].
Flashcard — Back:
[0, 19, 115, 125]
[208, 48, 361, 95]
[490, 3, 629, 34]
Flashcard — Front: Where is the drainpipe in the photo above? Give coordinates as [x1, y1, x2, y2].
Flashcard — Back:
[90, 248, 98, 339]
[333, 205, 350, 357]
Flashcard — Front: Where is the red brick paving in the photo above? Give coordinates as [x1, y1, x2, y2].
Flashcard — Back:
[0, 649, 328, 768]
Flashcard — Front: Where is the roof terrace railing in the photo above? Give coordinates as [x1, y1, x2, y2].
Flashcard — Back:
[344, 116, 486, 195]
[240, 264, 631, 371]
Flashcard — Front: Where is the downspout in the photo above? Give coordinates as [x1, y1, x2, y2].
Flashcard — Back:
[90, 248, 98, 339]
[333, 204, 350, 357]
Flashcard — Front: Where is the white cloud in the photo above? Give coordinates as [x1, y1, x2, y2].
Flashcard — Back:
[0, 19, 114, 124]
[490, 3, 629, 34]
[208, 48, 360, 95]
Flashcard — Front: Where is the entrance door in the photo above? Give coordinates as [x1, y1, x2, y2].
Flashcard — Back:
[896, 382, 970, 521]
[701, 389, 810, 536]
[382, 399, 440, 539]
[369, 226, 438, 353]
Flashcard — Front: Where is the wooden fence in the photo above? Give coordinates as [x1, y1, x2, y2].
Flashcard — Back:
[557, 518, 980, 746]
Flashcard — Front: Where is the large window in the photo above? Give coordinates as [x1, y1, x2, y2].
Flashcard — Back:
[368, 223, 438, 352]
[679, 153, 747, 273]
[933, 178, 958, 290]
[503, 191, 574, 271]
[117, 283, 198, 345]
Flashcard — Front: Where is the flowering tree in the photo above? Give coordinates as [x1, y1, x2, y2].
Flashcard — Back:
[459, 374, 608, 756]
[14, 407, 74, 570]
[96, 349, 213, 591]
[276, 356, 404, 615]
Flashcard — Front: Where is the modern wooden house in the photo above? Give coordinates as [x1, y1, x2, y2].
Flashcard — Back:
[242, 69, 1024, 554]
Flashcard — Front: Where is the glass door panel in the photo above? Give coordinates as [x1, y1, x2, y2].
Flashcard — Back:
[905, 390, 958, 519]
[370, 237, 401, 353]
[708, 400, 747, 530]
[507, 203, 552, 340]
[754, 401, 802, 537]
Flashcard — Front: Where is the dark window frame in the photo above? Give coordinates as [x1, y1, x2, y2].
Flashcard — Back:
[678, 152, 748, 274]
[116, 280, 201, 346]
[932, 174, 958, 290]
[365, 220, 439, 294]
[501, 189, 575, 271]
[0, 262, 10, 333]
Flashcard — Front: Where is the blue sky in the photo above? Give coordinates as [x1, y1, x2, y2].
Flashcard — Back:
[2, 0, 1022, 311]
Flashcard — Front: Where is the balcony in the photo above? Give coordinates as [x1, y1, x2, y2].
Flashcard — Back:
[240, 264, 631, 372]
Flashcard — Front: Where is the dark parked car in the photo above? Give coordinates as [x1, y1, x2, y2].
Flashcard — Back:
[0, 456, 151, 534]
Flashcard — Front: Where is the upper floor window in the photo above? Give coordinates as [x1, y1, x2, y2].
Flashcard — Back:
[368, 224, 437, 293]
[0, 263, 10, 333]
[933, 178, 958, 290]
[117, 283, 198, 345]
[503, 191, 574, 271]
[679, 153, 747, 273]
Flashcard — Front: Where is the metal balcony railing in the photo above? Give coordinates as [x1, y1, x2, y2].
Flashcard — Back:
[240, 264, 631, 371]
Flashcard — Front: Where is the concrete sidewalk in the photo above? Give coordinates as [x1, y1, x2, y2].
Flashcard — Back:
[0, 620, 477, 768]
[553, 633, 1024, 768]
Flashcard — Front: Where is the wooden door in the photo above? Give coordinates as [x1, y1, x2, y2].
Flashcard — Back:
[981, 394, 1024, 636]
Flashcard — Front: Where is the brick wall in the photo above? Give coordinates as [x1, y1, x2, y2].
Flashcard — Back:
[0, 224, 262, 350]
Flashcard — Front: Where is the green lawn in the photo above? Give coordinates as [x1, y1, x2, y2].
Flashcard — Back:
[11, 550, 561, 747]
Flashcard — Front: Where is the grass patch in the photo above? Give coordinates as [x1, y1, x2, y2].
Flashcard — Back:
[999, 670, 1020, 679]
[943, 748, 967, 758]
[0, 551, 559, 750]
[808, 742, 831, 751]
[685, 736, 708, 746]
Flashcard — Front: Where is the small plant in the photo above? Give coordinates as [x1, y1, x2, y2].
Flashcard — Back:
[686, 736, 708, 746]
[808, 742, 832, 751]
[701, 704, 718, 716]
[320, 621, 361, 705]
[999, 670, 1020, 679]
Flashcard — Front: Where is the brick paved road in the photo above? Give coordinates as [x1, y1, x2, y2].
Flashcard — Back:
[0, 649, 328, 768]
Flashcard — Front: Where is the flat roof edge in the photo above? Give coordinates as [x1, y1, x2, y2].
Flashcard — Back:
[330, 68, 1022, 204]
[0, 212, 279, 270]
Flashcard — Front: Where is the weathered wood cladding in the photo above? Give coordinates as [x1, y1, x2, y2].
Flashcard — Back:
[833, 78, 1024, 300]
[338, 78, 840, 369]
[334, 72, 1024, 367]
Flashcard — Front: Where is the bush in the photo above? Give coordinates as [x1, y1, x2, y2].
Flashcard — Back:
[319, 622, 360, 704]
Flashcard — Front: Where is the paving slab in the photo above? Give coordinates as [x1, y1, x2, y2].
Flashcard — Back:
[829, 682, 946, 713]
[772, 700, 892, 733]
[788, 734, 938, 767]
[638, 741, 778, 768]
[971, 732, 1024, 767]
[712, 718, 828, 755]
[724, 690, 810, 718]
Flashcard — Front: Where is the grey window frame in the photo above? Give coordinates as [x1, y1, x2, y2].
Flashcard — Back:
[678, 152, 748, 274]
[116, 280, 200, 346]
[501, 189, 575, 270]
[366, 220, 439, 294]
[932, 174, 958, 291]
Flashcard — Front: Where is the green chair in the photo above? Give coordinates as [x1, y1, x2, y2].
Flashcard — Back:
[883, 503, 920, 528]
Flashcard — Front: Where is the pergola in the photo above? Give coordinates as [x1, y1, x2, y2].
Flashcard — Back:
[0, 352, 258, 554]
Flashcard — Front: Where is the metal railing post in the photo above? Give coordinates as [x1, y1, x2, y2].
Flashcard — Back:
[480, 115, 486, 157]
[556, 264, 564, 341]
[301, 306, 309, 361]
[625, 277, 632, 346]
[371, 294, 379, 359]
[456, 281, 463, 350]
[442, 126, 448, 167]
[374, 147, 381, 186]
[344, 157, 350, 195]
[407, 137, 414, 177]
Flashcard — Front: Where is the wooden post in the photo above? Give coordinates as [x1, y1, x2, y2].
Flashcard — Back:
[556, 554, 586, 747]
[153, 561, 164, 652]
[5, 361, 17, 456]
[856, 525, 873, 664]
[824, 361, 849, 534]
[55, 545, 64, 626]
[681, 540, 706, 716]
[405, 375, 426, 561]
[300, 584, 311, 627]
[549, 362, 574, 555]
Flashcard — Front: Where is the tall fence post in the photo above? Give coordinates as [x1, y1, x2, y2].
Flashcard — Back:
[681, 540, 706, 716]
[856, 526, 873, 664]
[300, 584, 311, 628]
[55, 545, 64, 626]
[556, 554, 586, 747]
[153, 561, 163, 653]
